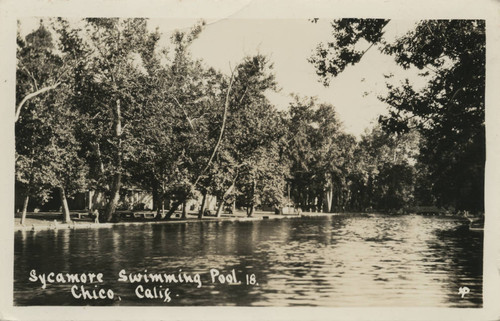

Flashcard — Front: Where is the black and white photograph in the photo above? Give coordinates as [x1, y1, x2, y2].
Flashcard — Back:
[2, 0, 500, 320]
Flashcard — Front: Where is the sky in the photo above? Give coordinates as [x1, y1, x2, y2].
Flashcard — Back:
[19, 17, 423, 138]
[150, 18, 423, 138]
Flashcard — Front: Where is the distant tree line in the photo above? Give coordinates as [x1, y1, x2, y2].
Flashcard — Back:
[15, 18, 484, 224]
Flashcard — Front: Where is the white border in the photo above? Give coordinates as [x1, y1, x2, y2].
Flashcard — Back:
[1, 0, 499, 320]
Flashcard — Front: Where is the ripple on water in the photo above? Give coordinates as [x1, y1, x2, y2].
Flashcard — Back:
[14, 215, 482, 307]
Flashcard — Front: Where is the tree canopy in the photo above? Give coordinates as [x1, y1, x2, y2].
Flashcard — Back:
[15, 18, 484, 222]
[309, 19, 485, 212]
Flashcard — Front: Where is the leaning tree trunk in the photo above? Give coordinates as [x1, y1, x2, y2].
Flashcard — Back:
[20, 195, 29, 226]
[198, 191, 207, 219]
[215, 199, 224, 218]
[59, 187, 71, 223]
[165, 200, 182, 220]
[102, 99, 123, 222]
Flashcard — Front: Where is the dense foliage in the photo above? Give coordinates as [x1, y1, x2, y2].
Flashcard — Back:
[310, 19, 485, 213]
[15, 18, 484, 224]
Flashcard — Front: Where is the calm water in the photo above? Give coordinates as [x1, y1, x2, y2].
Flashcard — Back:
[14, 214, 483, 307]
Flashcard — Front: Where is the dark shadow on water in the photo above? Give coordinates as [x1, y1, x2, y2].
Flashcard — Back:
[14, 215, 483, 307]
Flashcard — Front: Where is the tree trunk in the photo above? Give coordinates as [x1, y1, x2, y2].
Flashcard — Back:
[102, 98, 123, 222]
[165, 200, 182, 220]
[102, 173, 122, 222]
[181, 200, 187, 219]
[20, 195, 29, 226]
[90, 190, 106, 210]
[192, 74, 235, 189]
[59, 187, 71, 223]
[88, 190, 94, 210]
[247, 204, 254, 217]
[154, 199, 161, 219]
[317, 194, 324, 213]
[216, 178, 237, 218]
[247, 179, 256, 217]
[215, 198, 224, 217]
[91, 143, 105, 177]
[153, 187, 165, 220]
[152, 185, 158, 211]
[160, 183, 166, 218]
[326, 185, 333, 213]
[198, 190, 207, 219]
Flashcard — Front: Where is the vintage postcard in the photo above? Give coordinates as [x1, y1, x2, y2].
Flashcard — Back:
[1, 0, 500, 320]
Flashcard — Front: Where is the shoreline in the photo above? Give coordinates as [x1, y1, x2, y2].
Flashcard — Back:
[14, 210, 467, 232]
[14, 211, 334, 232]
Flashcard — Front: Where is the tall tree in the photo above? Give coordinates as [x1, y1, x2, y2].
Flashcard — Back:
[310, 19, 485, 212]
[217, 55, 285, 217]
[16, 20, 87, 224]
[15, 21, 66, 123]
[285, 96, 351, 212]
[64, 18, 163, 222]
[124, 22, 219, 219]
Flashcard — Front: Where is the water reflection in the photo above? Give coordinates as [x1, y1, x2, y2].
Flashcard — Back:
[14, 215, 482, 307]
